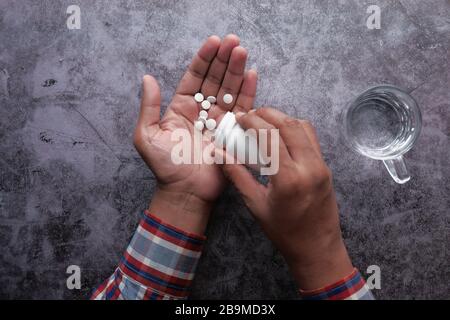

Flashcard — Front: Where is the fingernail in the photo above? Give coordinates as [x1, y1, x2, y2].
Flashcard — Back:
[235, 112, 245, 119]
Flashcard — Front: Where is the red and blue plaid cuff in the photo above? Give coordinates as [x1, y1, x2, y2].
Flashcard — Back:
[91, 211, 205, 300]
[91, 211, 374, 300]
[299, 268, 374, 300]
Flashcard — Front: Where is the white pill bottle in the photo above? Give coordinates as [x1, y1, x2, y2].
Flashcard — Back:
[214, 112, 270, 171]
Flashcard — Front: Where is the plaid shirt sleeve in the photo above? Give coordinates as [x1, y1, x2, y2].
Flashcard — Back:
[299, 268, 375, 300]
[90, 210, 205, 300]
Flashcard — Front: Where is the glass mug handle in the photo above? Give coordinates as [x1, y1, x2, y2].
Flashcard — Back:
[383, 156, 410, 184]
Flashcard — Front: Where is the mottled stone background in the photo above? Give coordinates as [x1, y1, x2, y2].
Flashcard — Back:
[0, 0, 448, 299]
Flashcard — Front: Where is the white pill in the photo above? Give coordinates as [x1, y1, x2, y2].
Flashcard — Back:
[205, 118, 217, 130]
[207, 96, 217, 104]
[194, 93, 204, 103]
[194, 120, 204, 131]
[198, 117, 206, 124]
[201, 100, 211, 110]
[223, 93, 233, 104]
[199, 110, 208, 119]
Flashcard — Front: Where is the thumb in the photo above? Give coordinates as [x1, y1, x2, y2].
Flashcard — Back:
[221, 160, 267, 218]
[138, 75, 161, 128]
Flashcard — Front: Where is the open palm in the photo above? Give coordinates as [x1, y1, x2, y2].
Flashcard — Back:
[134, 35, 258, 203]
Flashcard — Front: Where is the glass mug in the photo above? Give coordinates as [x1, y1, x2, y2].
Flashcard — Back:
[340, 85, 422, 184]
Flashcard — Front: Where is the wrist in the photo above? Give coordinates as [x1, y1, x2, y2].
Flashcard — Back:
[148, 187, 213, 235]
[287, 233, 354, 291]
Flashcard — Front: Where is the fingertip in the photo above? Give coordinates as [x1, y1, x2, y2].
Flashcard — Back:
[224, 33, 240, 45]
[248, 68, 258, 78]
[242, 69, 258, 88]
[142, 75, 159, 91]
[208, 34, 220, 41]
[142, 75, 151, 91]
[207, 35, 221, 46]
[235, 111, 245, 120]
[232, 46, 248, 58]
[235, 111, 250, 127]
[216, 34, 241, 60]
[140, 75, 160, 106]
[143, 74, 157, 84]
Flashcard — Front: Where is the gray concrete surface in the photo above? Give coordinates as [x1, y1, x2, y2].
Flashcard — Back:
[0, 0, 449, 299]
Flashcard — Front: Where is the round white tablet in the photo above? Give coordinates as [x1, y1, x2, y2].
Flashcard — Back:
[194, 120, 204, 131]
[199, 110, 208, 119]
[205, 118, 217, 130]
[194, 93, 204, 103]
[207, 96, 217, 104]
[198, 117, 206, 123]
[201, 100, 211, 110]
[223, 93, 233, 104]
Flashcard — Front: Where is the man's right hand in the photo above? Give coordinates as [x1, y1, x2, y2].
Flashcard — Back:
[222, 107, 354, 290]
